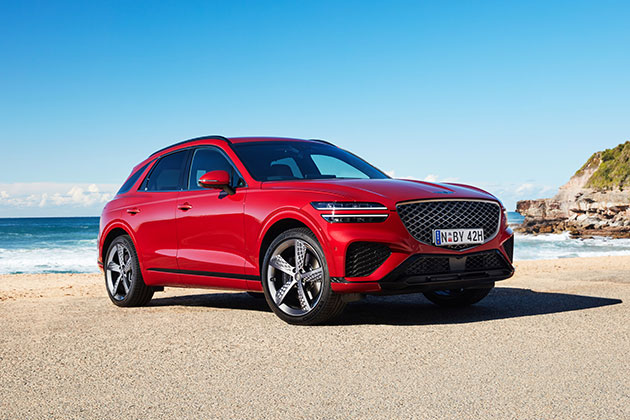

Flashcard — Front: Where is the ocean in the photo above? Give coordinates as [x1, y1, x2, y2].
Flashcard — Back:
[2, 213, 630, 274]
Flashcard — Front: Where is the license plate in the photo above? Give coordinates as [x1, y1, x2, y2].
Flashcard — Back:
[433, 228, 484, 246]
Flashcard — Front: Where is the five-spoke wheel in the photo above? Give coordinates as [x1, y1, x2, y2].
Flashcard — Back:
[105, 235, 154, 307]
[262, 228, 345, 325]
[106, 242, 133, 301]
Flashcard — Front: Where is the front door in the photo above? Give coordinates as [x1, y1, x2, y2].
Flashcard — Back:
[175, 146, 248, 288]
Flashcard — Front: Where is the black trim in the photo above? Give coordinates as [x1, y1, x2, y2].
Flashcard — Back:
[148, 267, 260, 281]
[149, 135, 232, 157]
[380, 250, 513, 282]
[503, 235, 514, 263]
[309, 138, 336, 146]
[374, 250, 513, 294]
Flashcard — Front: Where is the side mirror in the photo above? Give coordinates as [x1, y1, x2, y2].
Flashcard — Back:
[198, 170, 235, 195]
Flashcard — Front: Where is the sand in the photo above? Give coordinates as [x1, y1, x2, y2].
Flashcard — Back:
[1, 257, 629, 419]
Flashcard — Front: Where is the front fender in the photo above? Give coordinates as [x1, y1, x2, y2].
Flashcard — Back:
[256, 208, 336, 274]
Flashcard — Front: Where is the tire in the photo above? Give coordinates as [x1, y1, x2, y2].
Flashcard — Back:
[261, 228, 345, 325]
[423, 286, 493, 307]
[104, 235, 154, 307]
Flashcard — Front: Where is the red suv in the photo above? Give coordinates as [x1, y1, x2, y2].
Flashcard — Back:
[98, 136, 514, 325]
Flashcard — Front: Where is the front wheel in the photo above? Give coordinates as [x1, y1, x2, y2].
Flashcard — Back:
[261, 228, 345, 325]
[423, 286, 493, 307]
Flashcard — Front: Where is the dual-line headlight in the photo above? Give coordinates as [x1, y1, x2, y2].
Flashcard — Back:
[311, 202, 389, 223]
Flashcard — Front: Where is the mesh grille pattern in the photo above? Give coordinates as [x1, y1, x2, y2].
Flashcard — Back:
[397, 200, 501, 250]
[404, 256, 450, 275]
[345, 242, 391, 277]
[465, 252, 508, 271]
[404, 251, 508, 276]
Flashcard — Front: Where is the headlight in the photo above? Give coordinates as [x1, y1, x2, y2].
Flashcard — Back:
[322, 214, 389, 223]
[311, 202, 389, 223]
[311, 202, 387, 211]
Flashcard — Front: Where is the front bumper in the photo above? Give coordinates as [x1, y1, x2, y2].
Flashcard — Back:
[304, 200, 515, 294]
[331, 249, 514, 294]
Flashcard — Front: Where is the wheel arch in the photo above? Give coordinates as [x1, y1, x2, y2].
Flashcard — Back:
[257, 213, 332, 275]
[100, 223, 136, 265]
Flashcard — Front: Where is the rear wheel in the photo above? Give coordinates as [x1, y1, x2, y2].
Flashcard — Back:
[105, 235, 154, 307]
[261, 228, 345, 325]
[423, 286, 493, 307]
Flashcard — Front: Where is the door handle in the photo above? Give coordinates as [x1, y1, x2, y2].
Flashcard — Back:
[126, 208, 141, 215]
[177, 202, 193, 211]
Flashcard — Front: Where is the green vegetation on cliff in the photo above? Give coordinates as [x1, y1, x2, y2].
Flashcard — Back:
[575, 141, 630, 190]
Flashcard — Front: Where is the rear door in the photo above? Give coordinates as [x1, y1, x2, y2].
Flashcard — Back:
[124, 149, 191, 285]
[175, 146, 248, 289]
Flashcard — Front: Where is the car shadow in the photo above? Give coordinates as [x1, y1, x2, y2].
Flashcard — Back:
[149, 287, 622, 326]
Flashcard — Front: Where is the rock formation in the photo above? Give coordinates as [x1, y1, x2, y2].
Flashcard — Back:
[516, 141, 630, 237]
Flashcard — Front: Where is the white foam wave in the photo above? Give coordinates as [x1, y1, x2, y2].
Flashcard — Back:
[514, 232, 630, 260]
[0, 246, 99, 274]
[3, 232, 630, 274]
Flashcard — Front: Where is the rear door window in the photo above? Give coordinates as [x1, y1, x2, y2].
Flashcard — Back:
[141, 150, 190, 191]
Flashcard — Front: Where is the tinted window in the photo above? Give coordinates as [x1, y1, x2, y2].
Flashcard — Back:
[117, 161, 151, 195]
[311, 154, 368, 179]
[188, 148, 242, 190]
[232, 141, 388, 182]
[269, 157, 303, 179]
[142, 151, 189, 191]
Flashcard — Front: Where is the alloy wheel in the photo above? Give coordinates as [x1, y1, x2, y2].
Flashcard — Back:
[266, 239, 324, 316]
[106, 243, 134, 301]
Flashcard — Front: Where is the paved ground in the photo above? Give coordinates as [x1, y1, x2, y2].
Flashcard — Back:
[1, 257, 629, 419]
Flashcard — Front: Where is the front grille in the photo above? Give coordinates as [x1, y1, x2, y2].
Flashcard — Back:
[404, 251, 509, 277]
[345, 242, 391, 277]
[397, 200, 501, 250]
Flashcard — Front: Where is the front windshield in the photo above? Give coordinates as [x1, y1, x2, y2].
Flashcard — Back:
[231, 141, 389, 182]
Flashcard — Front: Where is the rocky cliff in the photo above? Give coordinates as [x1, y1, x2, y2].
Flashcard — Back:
[516, 141, 630, 237]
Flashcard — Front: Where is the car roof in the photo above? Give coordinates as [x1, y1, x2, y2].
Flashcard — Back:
[128, 136, 340, 182]
[148, 136, 332, 158]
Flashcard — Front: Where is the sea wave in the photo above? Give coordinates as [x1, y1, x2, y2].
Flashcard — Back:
[514, 232, 630, 260]
[3, 216, 630, 274]
[0, 246, 99, 274]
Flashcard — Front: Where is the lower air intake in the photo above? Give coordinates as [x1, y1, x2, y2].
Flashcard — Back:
[345, 242, 391, 277]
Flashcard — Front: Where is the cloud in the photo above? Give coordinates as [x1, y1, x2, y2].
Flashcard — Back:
[0, 182, 117, 210]
[386, 171, 459, 183]
[475, 181, 558, 211]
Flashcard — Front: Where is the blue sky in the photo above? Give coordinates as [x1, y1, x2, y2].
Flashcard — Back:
[1, 0, 629, 216]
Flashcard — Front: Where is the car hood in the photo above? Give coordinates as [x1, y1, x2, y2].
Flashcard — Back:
[262, 178, 500, 207]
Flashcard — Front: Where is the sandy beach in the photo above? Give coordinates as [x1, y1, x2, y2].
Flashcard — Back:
[1, 257, 629, 419]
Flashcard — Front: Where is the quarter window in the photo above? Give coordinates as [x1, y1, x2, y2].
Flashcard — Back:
[141, 151, 189, 191]
[117, 161, 151, 195]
